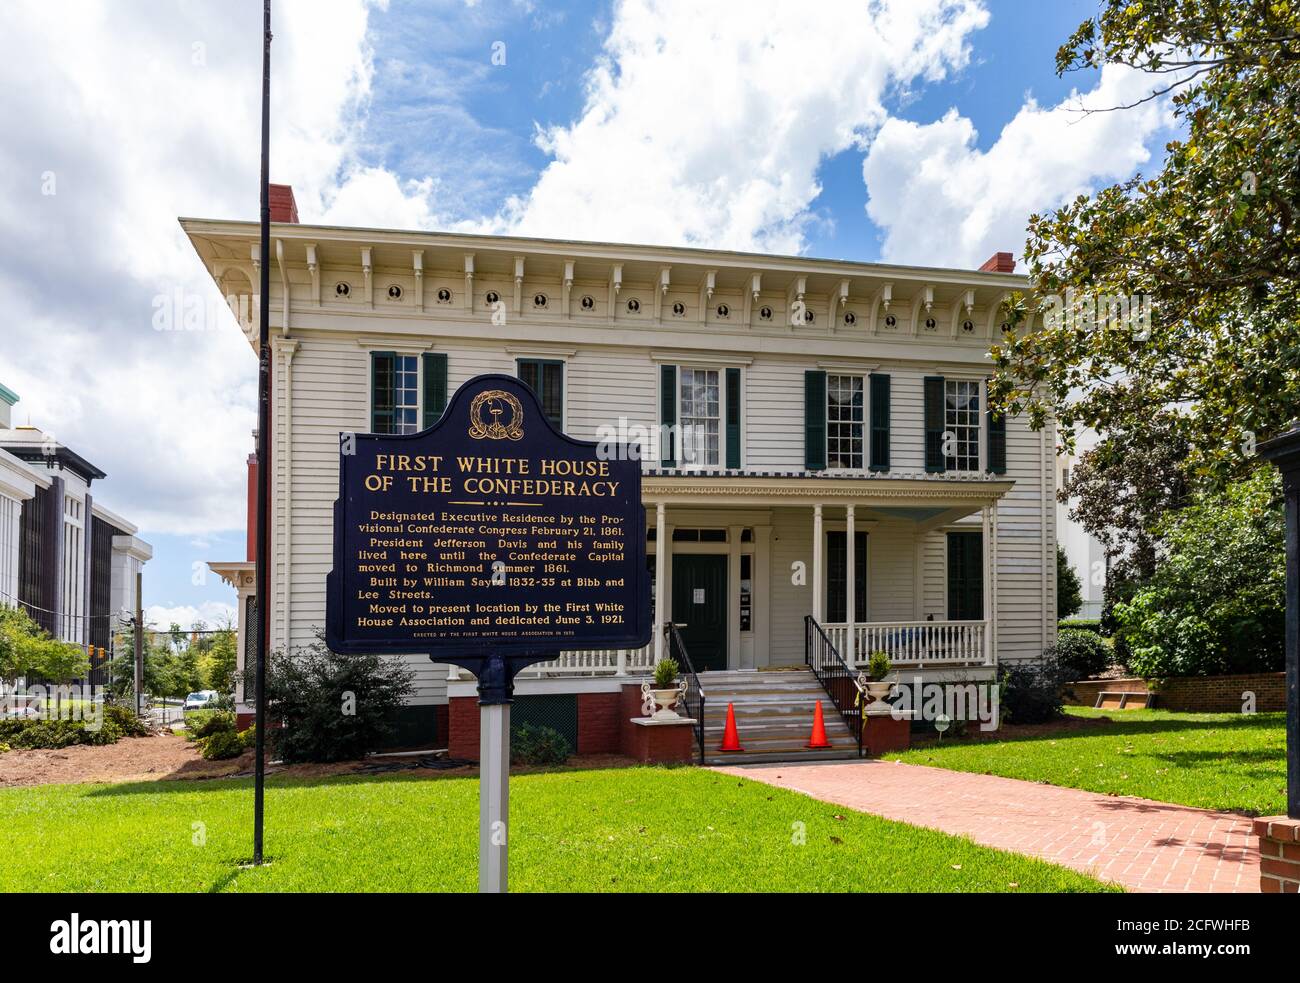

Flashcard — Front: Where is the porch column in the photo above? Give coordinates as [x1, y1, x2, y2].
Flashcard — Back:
[812, 504, 824, 622]
[845, 505, 856, 667]
[981, 504, 993, 665]
[654, 501, 667, 665]
[990, 502, 999, 665]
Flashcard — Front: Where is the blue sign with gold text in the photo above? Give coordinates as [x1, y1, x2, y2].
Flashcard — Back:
[325, 374, 650, 686]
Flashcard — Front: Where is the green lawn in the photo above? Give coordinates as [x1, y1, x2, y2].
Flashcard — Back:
[887, 708, 1286, 815]
[0, 766, 1115, 892]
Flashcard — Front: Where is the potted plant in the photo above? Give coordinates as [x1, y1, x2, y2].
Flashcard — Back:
[863, 651, 893, 707]
[649, 657, 682, 719]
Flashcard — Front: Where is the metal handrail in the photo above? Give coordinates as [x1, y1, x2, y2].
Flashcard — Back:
[665, 622, 706, 763]
[805, 615, 867, 757]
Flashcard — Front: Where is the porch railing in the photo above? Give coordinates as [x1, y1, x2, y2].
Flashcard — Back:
[804, 616, 865, 757]
[665, 622, 705, 763]
[822, 620, 988, 667]
[513, 642, 655, 677]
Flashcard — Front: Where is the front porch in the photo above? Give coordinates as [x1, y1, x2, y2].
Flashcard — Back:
[447, 470, 1013, 681]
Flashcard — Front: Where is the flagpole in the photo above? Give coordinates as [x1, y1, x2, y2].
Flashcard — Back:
[253, 0, 272, 865]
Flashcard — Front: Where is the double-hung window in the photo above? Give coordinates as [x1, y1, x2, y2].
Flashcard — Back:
[372, 353, 420, 434]
[944, 379, 980, 472]
[679, 367, 721, 467]
[517, 358, 564, 429]
[826, 374, 864, 470]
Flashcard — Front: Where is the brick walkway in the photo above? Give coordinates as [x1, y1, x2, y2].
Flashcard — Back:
[713, 760, 1260, 892]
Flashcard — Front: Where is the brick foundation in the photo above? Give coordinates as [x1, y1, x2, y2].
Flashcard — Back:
[448, 695, 480, 760]
[576, 691, 621, 754]
[1064, 672, 1286, 713]
[624, 718, 696, 763]
[1253, 816, 1300, 893]
[863, 712, 911, 756]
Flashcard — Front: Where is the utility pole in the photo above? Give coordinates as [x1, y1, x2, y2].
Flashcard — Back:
[133, 570, 143, 718]
[253, 0, 273, 866]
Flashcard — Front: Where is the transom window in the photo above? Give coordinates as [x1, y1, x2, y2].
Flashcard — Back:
[679, 367, 721, 467]
[826, 374, 864, 469]
[944, 379, 980, 472]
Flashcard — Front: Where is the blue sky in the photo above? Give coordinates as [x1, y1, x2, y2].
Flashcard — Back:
[4, 0, 1171, 630]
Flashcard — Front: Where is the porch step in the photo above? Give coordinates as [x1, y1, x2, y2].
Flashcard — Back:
[689, 667, 862, 764]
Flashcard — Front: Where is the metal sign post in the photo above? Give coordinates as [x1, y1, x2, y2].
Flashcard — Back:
[479, 699, 510, 893]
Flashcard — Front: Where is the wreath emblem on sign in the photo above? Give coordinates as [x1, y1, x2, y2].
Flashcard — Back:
[468, 390, 525, 441]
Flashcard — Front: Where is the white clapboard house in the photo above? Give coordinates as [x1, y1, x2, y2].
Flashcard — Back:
[191, 186, 1055, 757]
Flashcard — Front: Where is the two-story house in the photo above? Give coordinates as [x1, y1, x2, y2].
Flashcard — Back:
[189, 186, 1055, 758]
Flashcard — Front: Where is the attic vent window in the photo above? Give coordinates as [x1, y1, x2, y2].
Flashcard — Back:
[962, 319, 975, 333]
[715, 303, 730, 318]
[626, 297, 641, 313]
[335, 281, 351, 298]
[843, 311, 856, 326]
[884, 314, 897, 328]
[386, 284, 403, 300]
[580, 295, 595, 310]
[533, 293, 548, 308]
[436, 287, 452, 304]
[924, 317, 937, 330]
[804, 308, 815, 324]
[485, 290, 500, 305]
[759, 305, 773, 321]
[671, 301, 685, 317]
[1000, 321, 1011, 332]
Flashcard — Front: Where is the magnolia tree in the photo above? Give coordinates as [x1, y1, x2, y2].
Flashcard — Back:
[990, 0, 1300, 482]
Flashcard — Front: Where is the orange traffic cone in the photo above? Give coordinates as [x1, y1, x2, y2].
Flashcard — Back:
[806, 700, 833, 748]
[718, 702, 745, 752]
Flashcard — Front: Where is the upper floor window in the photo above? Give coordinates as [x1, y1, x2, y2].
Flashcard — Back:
[517, 358, 564, 429]
[679, 367, 721, 467]
[372, 353, 419, 434]
[826, 374, 864, 470]
[944, 379, 980, 472]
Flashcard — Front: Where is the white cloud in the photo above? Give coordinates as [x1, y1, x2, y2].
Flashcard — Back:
[146, 601, 238, 632]
[489, 0, 991, 253]
[862, 63, 1174, 267]
[0, 0, 437, 537]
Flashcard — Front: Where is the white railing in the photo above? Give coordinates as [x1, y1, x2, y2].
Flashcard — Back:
[822, 620, 989, 667]
[519, 642, 656, 677]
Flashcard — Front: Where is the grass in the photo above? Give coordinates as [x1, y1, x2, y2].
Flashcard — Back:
[887, 707, 1287, 815]
[0, 766, 1115, 892]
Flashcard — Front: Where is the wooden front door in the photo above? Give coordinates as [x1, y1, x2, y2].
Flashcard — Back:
[671, 554, 728, 671]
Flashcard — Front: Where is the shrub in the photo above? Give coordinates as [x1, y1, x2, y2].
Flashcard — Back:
[1056, 545, 1083, 619]
[653, 657, 679, 687]
[199, 728, 246, 761]
[1115, 469, 1284, 677]
[0, 743, 9, 754]
[185, 709, 236, 741]
[0, 716, 123, 749]
[239, 724, 257, 751]
[257, 637, 415, 763]
[102, 703, 150, 738]
[999, 655, 1070, 725]
[1055, 629, 1112, 680]
[510, 723, 571, 766]
[1058, 618, 1103, 635]
[866, 651, 891, 681]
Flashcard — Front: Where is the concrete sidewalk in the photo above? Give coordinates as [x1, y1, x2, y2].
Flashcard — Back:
[713, 759, 1260, 892]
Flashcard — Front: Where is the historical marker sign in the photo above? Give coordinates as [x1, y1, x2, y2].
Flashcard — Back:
[325, 373, 650, 683]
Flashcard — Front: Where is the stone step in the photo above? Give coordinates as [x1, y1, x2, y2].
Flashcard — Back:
[704, 747, 860, 765]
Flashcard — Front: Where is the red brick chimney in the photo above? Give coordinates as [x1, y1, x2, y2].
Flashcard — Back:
[979, 251, 1016, 273]
[246, 450, 258, 562]
[269, 183, 299, 223]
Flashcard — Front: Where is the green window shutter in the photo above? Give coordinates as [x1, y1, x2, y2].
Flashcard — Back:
[370, 351, 396, 434]
[804, 370, 827, 471]
[725, 367, 741, 470]
[947, 531, 984, 620]
[924, 375, 946, 473]
[422, 353, 448, 429]
[659, 364, 677, 468]
[517, 358, 564, 429]
[868, 373, 890, 472]
[986, 380, 1006, 474]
